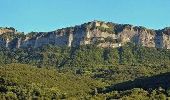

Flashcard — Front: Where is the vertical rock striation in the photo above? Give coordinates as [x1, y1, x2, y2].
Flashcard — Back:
[0, 21, 170, 49]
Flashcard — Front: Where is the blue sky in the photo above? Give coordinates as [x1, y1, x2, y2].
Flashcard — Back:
[0, 0, 170, 33]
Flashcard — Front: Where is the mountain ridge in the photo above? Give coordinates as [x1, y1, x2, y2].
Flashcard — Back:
[1, 20, 170, 49]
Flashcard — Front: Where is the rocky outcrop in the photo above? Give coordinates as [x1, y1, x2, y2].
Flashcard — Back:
[0, 21, 170, 49]
[0, 27, 16, 35]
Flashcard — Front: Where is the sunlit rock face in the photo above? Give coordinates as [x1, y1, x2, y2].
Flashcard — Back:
[0, 21, 170, 49]
[0, 27, 15, 35]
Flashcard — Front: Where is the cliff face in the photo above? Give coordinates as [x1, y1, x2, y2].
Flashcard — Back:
[0, 21, 170, 49]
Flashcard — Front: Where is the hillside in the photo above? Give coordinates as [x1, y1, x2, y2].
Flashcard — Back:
[1, 21, 170, 99]
[0, 64, 106, 99]
[1, 61, 170, 99]
[0, 43, 170, 99]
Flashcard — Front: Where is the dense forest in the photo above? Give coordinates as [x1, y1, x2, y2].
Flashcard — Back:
[1, 43, 170, 99]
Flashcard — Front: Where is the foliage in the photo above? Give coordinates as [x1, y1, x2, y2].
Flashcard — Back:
[1, 43, 170, 99]
[0, 63, 105, 99]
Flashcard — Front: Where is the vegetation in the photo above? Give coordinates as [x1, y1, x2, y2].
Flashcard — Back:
[96, 26, 115, 34]
[1, 43, 170, 99]
[0, 64, 105, 99]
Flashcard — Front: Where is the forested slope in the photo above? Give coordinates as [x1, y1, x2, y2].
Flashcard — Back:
[1, 43, 170, 99]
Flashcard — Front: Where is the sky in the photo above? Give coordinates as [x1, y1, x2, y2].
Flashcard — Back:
[0, 0, 170, 33]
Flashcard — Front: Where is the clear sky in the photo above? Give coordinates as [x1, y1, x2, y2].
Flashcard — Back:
[0, 0, 170, 33]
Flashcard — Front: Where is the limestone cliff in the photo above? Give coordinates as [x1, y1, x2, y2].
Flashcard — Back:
[0, 21, 170, 49]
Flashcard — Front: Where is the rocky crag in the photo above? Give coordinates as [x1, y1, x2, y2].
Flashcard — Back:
[0, 21, 170, 49]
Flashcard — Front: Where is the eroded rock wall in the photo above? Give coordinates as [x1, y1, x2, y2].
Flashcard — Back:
[0, 21, 170, 49]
